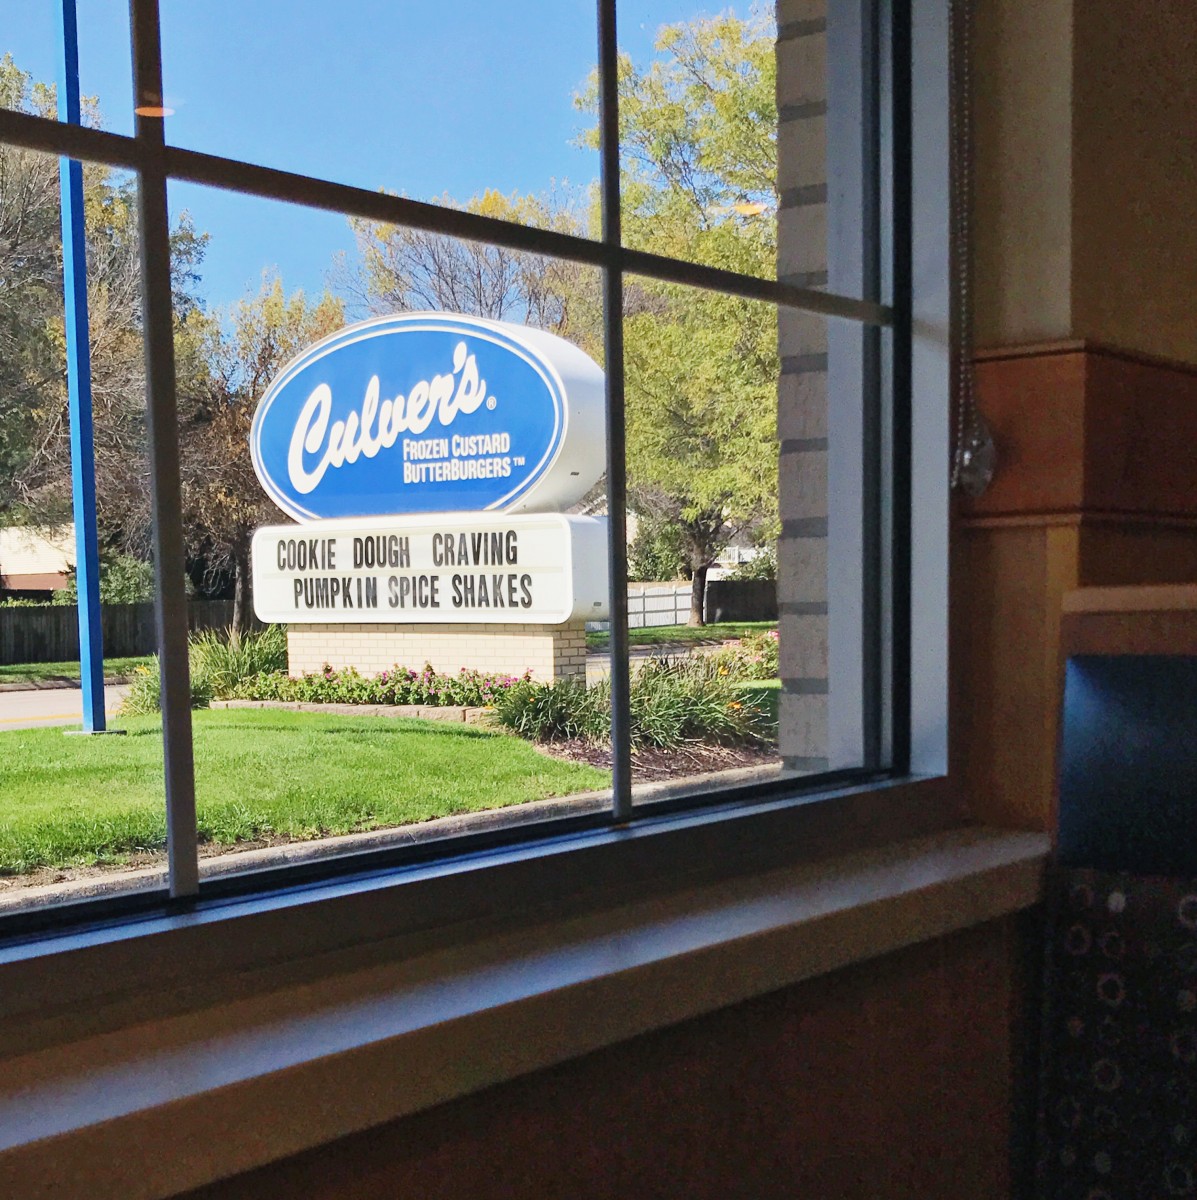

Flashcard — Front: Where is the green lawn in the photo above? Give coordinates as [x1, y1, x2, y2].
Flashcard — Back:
[0, 709, 610, 875]
[587, 620, 777, 651]
[0, 655, 154, 686]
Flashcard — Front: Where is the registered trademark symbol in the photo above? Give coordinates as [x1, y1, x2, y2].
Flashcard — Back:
[486, 395, 497, 410]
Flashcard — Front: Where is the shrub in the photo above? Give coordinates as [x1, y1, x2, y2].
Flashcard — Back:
[708, 629, 779, 681]
[53, 553, 159, 604]
[230, 663, 532, 707]
[493, 656, 773, 749]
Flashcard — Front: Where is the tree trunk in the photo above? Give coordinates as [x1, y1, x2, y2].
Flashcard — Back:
[231, 545, 251, 634]
[688, 562, 708, 626]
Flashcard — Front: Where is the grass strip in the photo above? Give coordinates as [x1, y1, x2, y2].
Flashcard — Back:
[0, 656, 154, 686]
[0, 709, 609, 875]
[586, 620, 777, 651]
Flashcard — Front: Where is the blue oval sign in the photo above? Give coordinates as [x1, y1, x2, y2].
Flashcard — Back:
[250, 313, 604, 521]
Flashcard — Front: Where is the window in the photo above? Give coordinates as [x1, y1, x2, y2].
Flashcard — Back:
[0, 0, 948, 941]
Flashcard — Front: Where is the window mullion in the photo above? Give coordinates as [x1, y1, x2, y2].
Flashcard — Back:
[597, 0, 632, 821]
[130, 0, 200, 897]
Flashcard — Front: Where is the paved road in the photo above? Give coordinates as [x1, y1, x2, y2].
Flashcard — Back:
[0, 685, 131, 732]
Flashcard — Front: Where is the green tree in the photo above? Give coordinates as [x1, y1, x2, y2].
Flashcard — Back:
[0, 56, 207, 560]
[627, 511, 690, 582]
[578, 11, 779, 623]
[0, 57, 69, 508]
[177, 275, 344, 630]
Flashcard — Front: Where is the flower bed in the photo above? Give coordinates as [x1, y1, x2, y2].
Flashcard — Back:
[229, 663, 531, 708]
[707, 629, 779, 681]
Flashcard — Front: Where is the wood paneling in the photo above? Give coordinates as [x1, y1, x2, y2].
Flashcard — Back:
[966, 345, 1088, 516]
[1060, 584, 1197, 657]
[1078, 521, 1197, 587]
[955, 343, 1197, 831]
[1084, 352, 1197, 515]
[181, 920, 1019, 1200]
[961, 342, 1197, 521]
[953, 522, 1078, 829]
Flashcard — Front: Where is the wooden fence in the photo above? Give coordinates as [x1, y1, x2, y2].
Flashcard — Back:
[627, 582, 693, 628]
[0, 601, 255, 665]
[3, 582, 777, 664]
[703, 579, 778, 623]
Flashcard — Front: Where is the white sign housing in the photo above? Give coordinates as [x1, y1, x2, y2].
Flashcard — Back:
[252, 513, 609, 626]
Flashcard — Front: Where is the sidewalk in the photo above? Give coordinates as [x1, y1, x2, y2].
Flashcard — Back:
[0, 684, 130, 731]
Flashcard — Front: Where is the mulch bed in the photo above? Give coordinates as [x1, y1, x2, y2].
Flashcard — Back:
[538, 739, 779, 781]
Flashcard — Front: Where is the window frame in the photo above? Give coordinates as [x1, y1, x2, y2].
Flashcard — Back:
[0, 0, 951, 963]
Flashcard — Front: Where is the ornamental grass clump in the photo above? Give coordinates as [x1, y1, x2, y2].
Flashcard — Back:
[119, 660, 213, 715]
[629, 656, 771, 747]
[120, 625, 286, 715]
[494, 656, 773, 749]
[492, 677, 608, 743]
[190, 624, 288, 697]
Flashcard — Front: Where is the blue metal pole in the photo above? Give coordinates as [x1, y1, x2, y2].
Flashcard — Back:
[56, 0, 106, 733]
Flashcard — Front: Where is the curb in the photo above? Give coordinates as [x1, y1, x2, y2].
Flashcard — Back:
[0, 676, 134, 693]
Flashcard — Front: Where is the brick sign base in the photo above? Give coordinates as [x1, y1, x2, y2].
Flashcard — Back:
[286, 620, 589, 683]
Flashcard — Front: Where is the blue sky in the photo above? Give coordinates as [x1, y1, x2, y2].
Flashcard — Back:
[5, 1, 713, 309]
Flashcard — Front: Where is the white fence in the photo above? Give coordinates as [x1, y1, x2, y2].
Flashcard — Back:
[587, 582, 691, 632]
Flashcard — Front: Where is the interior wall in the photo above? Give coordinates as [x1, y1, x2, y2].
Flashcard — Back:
[1071, 0, 1197, 365]
[973, 0, 1197, 364]
[182, 919, 1026, 1200]
[971, 0, 1073, 346]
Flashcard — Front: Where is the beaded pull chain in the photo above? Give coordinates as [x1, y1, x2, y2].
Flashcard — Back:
[949, 0, 996, 496]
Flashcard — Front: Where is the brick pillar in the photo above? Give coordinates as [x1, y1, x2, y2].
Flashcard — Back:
[776, 0, 830, 772]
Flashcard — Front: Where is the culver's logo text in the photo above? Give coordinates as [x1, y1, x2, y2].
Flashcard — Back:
[250, 313, 606, 522]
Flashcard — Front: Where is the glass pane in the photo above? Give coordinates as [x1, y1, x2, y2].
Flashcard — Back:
[612, 1, 879, 299]
[617, 276, 878, 803]
[616, 273, 786, 797]
[1, 1, 135, 135]
[607, 2, 781, 281]
[0, 148, 168, 913]
[160, 1, 599, 237]
[158, 185, 615, 883]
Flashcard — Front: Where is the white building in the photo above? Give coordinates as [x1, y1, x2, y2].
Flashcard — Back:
[0, 525, 73, 594]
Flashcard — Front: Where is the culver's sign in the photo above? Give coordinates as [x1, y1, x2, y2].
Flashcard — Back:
[252, 513, 608, 626]
[250, 313, 606, 522]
